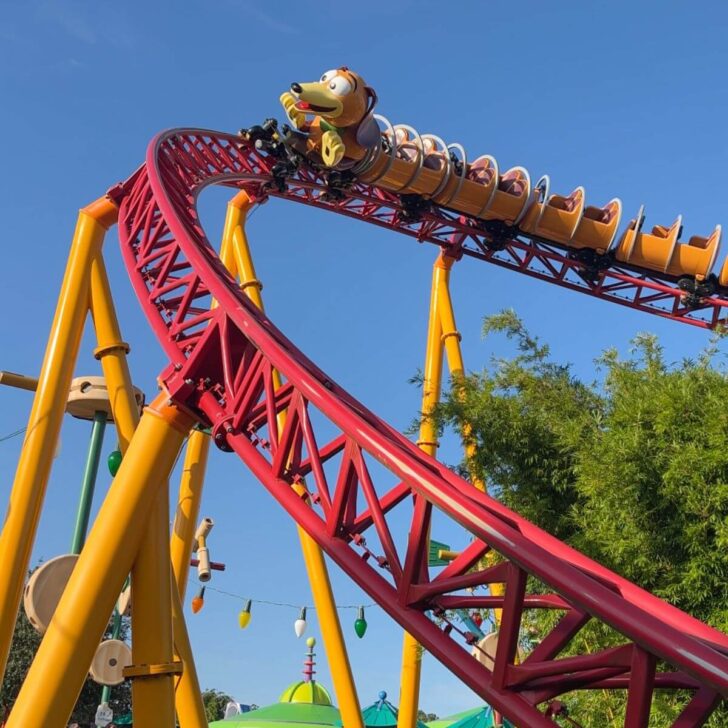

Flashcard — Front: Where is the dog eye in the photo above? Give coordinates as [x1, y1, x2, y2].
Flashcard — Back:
[329, 76, 353, 96]
[320, 69, 337, 83]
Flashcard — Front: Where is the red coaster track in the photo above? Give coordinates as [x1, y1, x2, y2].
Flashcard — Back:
[115, 129, 728, 727]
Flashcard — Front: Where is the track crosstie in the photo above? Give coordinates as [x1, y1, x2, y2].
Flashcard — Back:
[115, 128, 728, 727]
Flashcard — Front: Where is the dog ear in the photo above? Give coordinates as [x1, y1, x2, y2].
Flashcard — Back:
[365, 86, 378, 115]
[356, 88, 380, 148]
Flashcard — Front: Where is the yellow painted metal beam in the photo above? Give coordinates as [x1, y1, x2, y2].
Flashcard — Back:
[399, 252, 505, 725]
[89, 253, 139, 451]
[397, 255, 447, 728]
[158, 196, 251, 728]
[131, 482, 177, 727]
[435, 258, 487, 494]
[90, 248, 207, 728]
[7, 394, 193, 728]
[89, 248, 207, 727]
[399, 252, 505, 728]
[171, 568, 208, 727]
[0, 197, 117, 685]
[168, 184, 238, 598]
[171, 431, 211, 600]
[434, 257, 504, 619]
[224, 191, 363, 728]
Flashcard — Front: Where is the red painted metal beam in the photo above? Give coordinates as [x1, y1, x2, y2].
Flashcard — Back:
[114, 128, 728, 726]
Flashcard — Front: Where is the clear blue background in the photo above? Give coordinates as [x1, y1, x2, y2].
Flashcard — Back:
[1, 0, 727, 719]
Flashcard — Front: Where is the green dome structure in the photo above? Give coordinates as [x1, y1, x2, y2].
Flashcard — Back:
[426, 706, 513, 728]
[210, 638, 341, 728]
[210, 701, 341, 726]
[426, 708, 482, 728]
[278, 680, 333, 706]
[335, 691, 428, 728]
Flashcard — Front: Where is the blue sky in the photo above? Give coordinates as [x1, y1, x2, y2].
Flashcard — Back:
[2, 0, 728, 719]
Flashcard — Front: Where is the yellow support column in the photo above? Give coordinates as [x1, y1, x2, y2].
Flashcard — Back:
[171, 569, 207, 725]
[7, 394, 193, 728]
[89, 253, 139, 450]
[171, 431, 211, 599]
[90, 257, 208, 728]
[398, 255, 504, 728]
[168, 431, 213, 728]
[0, 197, 117, 684]
[397, 256, 448, 728]
[296, 484, 363, 726]
[132, 483, 177, 728]
[435, 258, 485, 492]
[168, 193, 237, 598]
[224, 192, 363, 728]
[159, 197, 242, 728]
[435, 258, 505, 619]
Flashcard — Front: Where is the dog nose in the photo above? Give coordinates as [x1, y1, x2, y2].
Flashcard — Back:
[291, 82, 302, 94]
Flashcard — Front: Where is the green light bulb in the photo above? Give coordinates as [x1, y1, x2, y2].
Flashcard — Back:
[108, 449, 122, 477]
[354, 606, 367, 638]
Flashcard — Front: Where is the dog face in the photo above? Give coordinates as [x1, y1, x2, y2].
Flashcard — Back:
[290, 68, 374, 127]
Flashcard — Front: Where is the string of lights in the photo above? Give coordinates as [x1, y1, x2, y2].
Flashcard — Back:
[191, 585, 374, 638]
[205, 584, 376, 611]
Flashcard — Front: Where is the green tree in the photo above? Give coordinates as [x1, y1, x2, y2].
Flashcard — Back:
[0, 604, 131, 726]
[434, 311, 728, 727]
[417, 709, 439, 722]
[0, 606, 40, 722]
[202, 688, 234, 722]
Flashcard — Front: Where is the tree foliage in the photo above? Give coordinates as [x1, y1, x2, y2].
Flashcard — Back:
[202, 688, 234, 722]
[435, 310, 728, 726]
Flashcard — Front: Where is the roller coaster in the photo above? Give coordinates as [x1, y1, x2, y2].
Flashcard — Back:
[1, 68, 727, 728]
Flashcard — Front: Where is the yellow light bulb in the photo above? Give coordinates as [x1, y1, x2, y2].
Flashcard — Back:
[238, 599, 252, 629]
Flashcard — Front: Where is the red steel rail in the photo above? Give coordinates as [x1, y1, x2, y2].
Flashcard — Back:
[114, 129, 728, 726]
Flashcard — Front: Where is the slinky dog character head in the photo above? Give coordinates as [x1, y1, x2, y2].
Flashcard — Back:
[290, 68, 377, 128]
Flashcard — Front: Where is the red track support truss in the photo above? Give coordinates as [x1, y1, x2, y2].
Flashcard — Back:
[115, 129, 728, 726]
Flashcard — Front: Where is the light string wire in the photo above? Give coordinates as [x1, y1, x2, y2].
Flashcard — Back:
[205, 584, 375, 612]
[0, 427, 26, 443]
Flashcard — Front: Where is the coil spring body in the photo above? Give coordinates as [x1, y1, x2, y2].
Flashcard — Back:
[345, 115, 724, 285]
[356, 120, 530, 227]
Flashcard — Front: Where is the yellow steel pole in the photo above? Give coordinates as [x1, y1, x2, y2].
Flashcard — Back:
[168, 200, 238, 598]
[170, 431, 211, 599]
[434, 257, 505, 621]
[434, 257, 485, 493]
[89, 262, 207, 728]
[397, 256, 447, 728]
[89, 253, 139, 450]
[296, 494, 363, 727]
[227, 196, 264, 311]
[162, 198, 247, 727]
[225, 192, 363, 728]
[7, 394, 193, 728]
[0, 197, 117, 684]
[159, 200, 244, 728]
[132, 483, 177, 728]
[171, 568, 208, 727]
